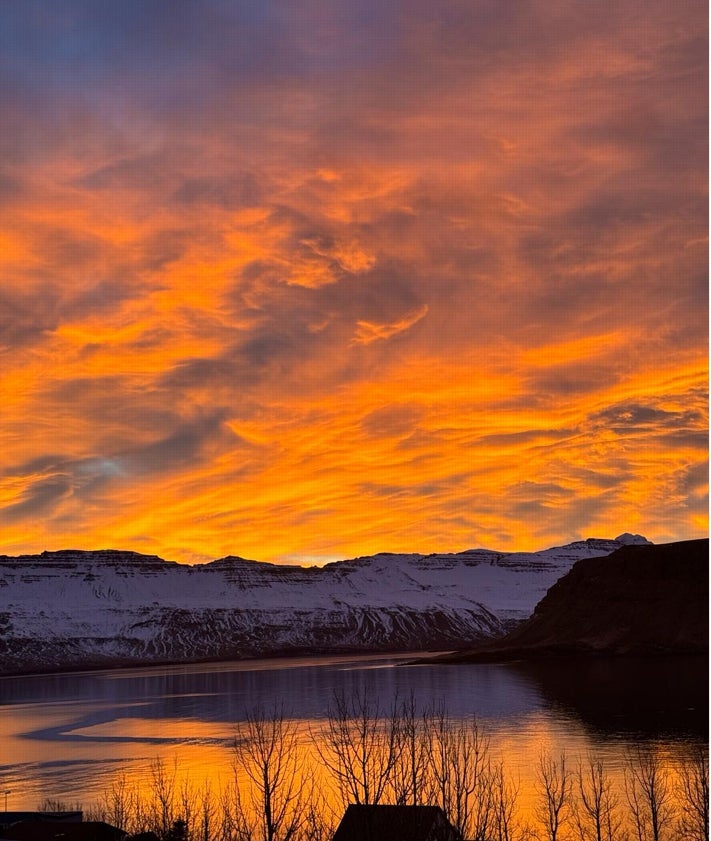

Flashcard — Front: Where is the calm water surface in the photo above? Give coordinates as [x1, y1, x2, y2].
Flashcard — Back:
[0, 652, 706, 810]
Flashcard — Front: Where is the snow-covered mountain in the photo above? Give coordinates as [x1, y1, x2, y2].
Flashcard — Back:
[0, 534, 650, 674]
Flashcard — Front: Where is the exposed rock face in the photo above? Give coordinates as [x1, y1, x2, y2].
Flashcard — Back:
[438, 538, 708, 661]
[0, 536, 652, 674]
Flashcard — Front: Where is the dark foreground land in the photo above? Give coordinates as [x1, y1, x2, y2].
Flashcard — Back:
[425, 538, 709, 664]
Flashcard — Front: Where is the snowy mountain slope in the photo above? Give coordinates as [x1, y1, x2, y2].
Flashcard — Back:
[0, 535, 650, 674]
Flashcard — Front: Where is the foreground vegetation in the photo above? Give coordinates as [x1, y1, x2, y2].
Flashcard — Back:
[48, 694, 708, 841]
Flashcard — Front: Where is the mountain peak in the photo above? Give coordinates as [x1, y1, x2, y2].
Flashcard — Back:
[614, 533, 652, 545]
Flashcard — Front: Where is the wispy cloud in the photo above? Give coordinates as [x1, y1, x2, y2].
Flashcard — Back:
[0, 0, 706, 561]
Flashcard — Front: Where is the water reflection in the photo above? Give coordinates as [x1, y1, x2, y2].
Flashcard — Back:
[3, 654, 547, 734]
[0, 653, 706, 810]
[512, 655, 708, 741]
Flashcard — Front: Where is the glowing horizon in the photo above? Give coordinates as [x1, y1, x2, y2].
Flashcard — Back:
[0, 0, 707, 564]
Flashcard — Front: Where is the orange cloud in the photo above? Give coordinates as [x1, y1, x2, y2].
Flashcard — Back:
[0, 0, 706, 562]
[353, 304, 429, 344]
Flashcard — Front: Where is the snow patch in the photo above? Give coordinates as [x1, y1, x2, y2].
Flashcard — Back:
[614, 533, 653, 545]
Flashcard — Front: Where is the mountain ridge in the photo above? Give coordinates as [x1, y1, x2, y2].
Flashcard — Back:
[0, 534, 652, 675]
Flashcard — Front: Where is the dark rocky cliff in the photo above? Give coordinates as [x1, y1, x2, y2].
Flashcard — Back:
[438, 538, 709, 661]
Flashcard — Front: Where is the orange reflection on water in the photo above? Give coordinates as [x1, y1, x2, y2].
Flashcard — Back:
[4, 703, 702, 840]
[76, 721, 704, 839]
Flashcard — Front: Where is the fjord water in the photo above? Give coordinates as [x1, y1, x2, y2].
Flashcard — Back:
[0, 653, 706, 811]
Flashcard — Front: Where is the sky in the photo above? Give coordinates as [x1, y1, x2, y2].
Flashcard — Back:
[0, 0, 707, 564]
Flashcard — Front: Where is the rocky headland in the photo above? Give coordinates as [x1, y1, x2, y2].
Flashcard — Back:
[428, 538, 709, 663]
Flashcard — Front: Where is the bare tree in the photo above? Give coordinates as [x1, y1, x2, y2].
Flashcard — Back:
[314, 688, 401, 808]
[176, 775, 198, 841]
[232, 703, 310, 841]
[149, 757, 180, 839]
[489, 761, 531, 841]
[624, 746, 674, 841]
[219, 780, 246, 841]
[571, 754, 624, 841]
[93, 772, 141, 834]
[534, 750, 571, 841]
[423, 704, 494, 840]
[186, 779, 218, 841]
[299, 794, 336, 841]
[389, 693, 429, 806]
[676, 745, 709, 841]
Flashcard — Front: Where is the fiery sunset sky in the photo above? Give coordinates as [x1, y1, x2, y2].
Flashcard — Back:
[0, 0, 707, 564]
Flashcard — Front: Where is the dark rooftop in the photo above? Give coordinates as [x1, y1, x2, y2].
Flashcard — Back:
[332, 804, 462, 841]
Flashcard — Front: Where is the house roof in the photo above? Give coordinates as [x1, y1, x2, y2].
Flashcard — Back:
[0, 814, 83, 830]
[332, 804, 462, 841]
[1, 820, 126, 841]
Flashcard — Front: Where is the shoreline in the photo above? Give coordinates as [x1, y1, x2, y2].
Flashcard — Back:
[4, 642, 707, 680]
[0, 646, 458, 681]
[412, 643, 710, 665]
